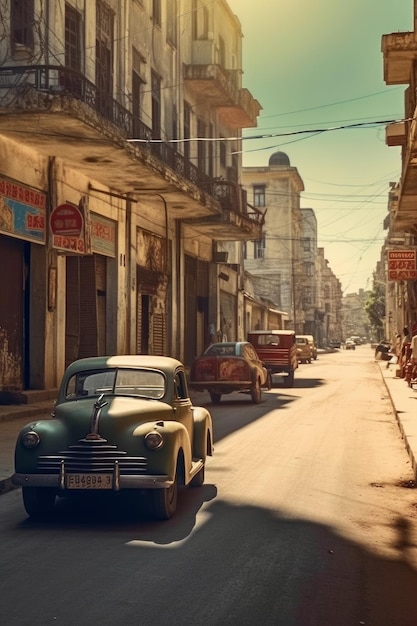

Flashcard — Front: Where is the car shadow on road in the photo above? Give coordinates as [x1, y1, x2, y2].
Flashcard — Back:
[14, 490, 417, 625]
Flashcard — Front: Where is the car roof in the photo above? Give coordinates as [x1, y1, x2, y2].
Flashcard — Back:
[64, 355, 184, 375]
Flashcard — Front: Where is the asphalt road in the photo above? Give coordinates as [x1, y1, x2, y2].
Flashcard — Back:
[1, 346, 417, 626]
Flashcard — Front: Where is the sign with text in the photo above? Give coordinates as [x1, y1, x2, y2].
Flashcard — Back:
[0, 177, 46, 244]
[387, 249, 417, 281]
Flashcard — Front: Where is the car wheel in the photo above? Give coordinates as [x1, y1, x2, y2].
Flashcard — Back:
[283, 370, 295, 388]
[266, 370, 273, 390]
[251, 377, 262, 403]
[148, 472, 178, 520]
[190, 464, 205, 487]
[209, 391, 222, 404]
[22, 487, 56, 519]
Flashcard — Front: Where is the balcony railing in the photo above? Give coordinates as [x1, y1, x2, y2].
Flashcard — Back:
[0, 64, 261, 224]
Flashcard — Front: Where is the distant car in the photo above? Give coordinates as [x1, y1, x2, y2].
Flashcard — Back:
[190, 341, 271, 404]
[296, 336, 313, 363]
[329, 339, 341, 349]
[345, 339, 356, 350]
[297, 334, 317, 360]
[247, 329, 298, 388]
[13, 355, 213, 521]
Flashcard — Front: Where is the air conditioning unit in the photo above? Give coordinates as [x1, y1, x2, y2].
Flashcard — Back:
[213, 251, 229, 263]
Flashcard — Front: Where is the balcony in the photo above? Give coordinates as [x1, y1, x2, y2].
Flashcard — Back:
[382, 31, 417, 85]
[183, 183, 264, 241]
[183, 64, 261, 128]
[0, 65, 257, 228]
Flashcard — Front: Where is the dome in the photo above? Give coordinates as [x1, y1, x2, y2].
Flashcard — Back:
[268, 151, 290, 167]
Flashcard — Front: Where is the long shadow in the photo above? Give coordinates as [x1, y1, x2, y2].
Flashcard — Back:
[192, 377, 326, 444]
[8, 485, 417, 626]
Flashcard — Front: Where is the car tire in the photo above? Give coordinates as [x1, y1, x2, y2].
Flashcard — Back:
[266, 370, 273, 390]
[148, 472, 178, 520]
[251, 377, 262, 403]
[283, 370, 295, 388]
[190, 464, 205, 487]
[22, 487, 56, 519]
[209, 391, 222, 404]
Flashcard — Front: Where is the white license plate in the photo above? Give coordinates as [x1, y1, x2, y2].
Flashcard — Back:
[66, 473, 113, 490]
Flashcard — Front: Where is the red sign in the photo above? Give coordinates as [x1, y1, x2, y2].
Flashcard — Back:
[50, 203, 83, 236]
[387, 249, 417, 281]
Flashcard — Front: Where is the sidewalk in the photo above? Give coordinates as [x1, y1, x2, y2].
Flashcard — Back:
[1, 362, 416, 496]
[379, 361, 417, 478]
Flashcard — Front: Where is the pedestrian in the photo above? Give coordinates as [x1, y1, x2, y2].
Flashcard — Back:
[400, 327, 412, 378]
[408, 322, 417, 385]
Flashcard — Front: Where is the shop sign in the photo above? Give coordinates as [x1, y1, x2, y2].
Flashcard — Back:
[387, 249, 417, 281]
[0, 177, 46, 244]
[50, 198, 91, 255]
[91, 214, 116, 258]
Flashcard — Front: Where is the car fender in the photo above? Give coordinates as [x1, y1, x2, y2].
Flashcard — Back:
[15, 420, 69, 474]
[132, 420, 193, 481]
[192, 406, 213, 459]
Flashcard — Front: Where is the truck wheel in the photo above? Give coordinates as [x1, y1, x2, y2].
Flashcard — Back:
[209, 391, 222, 404]
[283, 370, 295, 388]
[251, 377, 262, 403]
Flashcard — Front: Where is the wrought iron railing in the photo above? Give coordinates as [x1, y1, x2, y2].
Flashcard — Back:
[0, 64, 263, 226]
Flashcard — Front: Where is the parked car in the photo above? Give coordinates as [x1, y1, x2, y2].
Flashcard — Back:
[345, 339, 356, 350]
[296, 336, 313, 363]
[190, 341, 271, 404]
[329, 339, 341, 349]
[13, 355, 213, 521]
[297, 334, 317, 360]
[247, 329, 298, 387]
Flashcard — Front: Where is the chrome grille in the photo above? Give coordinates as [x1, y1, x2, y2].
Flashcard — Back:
[37, 439, 147, 475]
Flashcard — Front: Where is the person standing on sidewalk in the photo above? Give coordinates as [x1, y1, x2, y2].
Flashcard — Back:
[400, 326, 411, 378]
[407, 323, 417, 386]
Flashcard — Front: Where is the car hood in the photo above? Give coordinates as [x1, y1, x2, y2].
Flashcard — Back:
[54, 396, 174, 427]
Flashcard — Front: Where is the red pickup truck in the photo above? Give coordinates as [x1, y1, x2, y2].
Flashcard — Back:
[247, 329, 298, 387]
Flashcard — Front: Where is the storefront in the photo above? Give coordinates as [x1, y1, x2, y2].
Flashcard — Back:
[0, 176, 46, 394]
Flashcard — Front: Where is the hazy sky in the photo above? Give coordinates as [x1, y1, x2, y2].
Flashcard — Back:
[227, 0, 412, 294]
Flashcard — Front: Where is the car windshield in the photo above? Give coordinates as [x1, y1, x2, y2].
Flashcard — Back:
[65, 368, 166, 400]
[205, 344, 237, 356]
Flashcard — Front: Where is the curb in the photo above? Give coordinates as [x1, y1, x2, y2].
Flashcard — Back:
[379, 363, 417, 481]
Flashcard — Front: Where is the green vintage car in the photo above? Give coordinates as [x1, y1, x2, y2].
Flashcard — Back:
[13, 355, 213, 520]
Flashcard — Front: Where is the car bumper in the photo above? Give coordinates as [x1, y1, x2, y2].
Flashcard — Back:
[12, 472, 173, 490]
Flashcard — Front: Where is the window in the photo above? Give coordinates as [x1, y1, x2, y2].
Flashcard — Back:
[303, 287, 312, 305]
[254, 236, 265, 259]
[220, 139, 226, 168]
[11, 0, 34, 49]
[184, 102, 191, 161]
[65, 4, 82, 72]
[192, 1, 208, 40]
[167, 0, 177, 47]
[303, 262, 313, 277]
[253, 186, 266, 208]
[152, 0, 161, 26]
[302, 237, 311, 251]
[96, 1, 114, 119]
[151, 70, 161, 139]
[197, 118, 206, 173]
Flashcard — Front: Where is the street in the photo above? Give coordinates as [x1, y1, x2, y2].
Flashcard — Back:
[1, 346, 417, 626]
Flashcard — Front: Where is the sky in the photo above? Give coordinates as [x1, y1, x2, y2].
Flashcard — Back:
[226, 0, 413, 294]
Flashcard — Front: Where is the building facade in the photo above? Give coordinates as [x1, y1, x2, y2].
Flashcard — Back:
[0, 0, 263, 398]
[241, 151, 305, 332]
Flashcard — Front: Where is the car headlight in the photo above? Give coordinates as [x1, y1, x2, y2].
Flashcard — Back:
[21, 431, 40, 449]
[144, 431, 164, 450]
